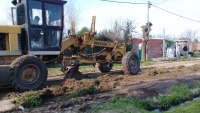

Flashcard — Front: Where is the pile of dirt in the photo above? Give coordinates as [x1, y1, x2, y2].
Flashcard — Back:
[3, 62, 200, 113]
[2, 63, 200, 101]
[63, 79, 93, 92]
[55, 64, 200, 96]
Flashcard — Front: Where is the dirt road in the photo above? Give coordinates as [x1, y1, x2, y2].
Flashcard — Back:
[1, 58, 200, 112]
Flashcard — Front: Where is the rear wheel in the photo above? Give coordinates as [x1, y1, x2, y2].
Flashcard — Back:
[122, 51, 140, 75]
[98, 62, 113, 73]
[8, 55, 47, 92]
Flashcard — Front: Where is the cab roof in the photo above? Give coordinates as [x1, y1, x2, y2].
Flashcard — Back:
[12, 0, 67, 6]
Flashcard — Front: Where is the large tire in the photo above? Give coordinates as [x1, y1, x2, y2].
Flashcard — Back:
[8, 55, 47, 92]
[98, 62, 113, 73]
[122, 51, 140, 75]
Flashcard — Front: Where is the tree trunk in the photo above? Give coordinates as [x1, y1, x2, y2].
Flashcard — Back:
[141, 40, 146, 61]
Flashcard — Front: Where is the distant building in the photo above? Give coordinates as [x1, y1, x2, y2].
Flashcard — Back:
[193, 44, 200, 52]
[178, 38, 191, 51]
[132, 38, 175, 59]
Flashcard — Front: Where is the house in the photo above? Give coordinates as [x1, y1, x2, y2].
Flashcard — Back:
[193, 44, 200, 52]
[178, 38, 192, 51]
[132, 38, 175, 59]
[163, 39, 176, 57]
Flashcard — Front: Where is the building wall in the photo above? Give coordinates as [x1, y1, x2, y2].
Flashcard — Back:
[132, 38, 163, 59]
[193, 44, 200, 51]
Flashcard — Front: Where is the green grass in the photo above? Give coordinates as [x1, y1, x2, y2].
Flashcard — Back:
[162, 57, 197, 62]
[92, 83, 200, 113]
[176, 58, 197, 61]
[194, 80, 200, 88]
[92, 97, 153, 113]
[16, 91, 43, 108]
[48, 61, 154, 77]
[140, 61, 155, 66]
[67, 85, 98, 99]
[193, 53, 200, 57]
[163, 98, 200, 113]
[48, 67, 63, 76]
[48, 64, 95, 76]
[158, 84, 193, 109]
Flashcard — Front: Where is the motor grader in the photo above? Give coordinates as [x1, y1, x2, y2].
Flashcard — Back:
[0, 0, 140, 92]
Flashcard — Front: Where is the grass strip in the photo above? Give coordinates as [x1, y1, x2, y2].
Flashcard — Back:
[92, 82, 200, 113]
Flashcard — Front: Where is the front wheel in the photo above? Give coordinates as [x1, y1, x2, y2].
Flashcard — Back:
[8, 55, 48, 92]
[98, 62, 113, 73]
[122, 51, 140, 75]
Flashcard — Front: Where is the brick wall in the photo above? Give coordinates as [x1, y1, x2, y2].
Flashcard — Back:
[193, 44, 200, 51]
[132, 38, 163, 59]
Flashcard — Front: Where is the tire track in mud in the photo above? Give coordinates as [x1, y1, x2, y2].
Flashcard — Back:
[1, 60, 200, 101]
[2, 60, 200, 112]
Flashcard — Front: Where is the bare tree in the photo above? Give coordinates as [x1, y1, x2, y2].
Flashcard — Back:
[141, 22, 152, 61]
[100, 19, 124, 41]
[185, 29, 198, 43]
[100, 18, 136, 42]
[0, 6, 13, 25]
[180, 29, 199, 51]
[64, 0, 82, 35]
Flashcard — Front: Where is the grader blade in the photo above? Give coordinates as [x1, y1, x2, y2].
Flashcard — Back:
[64, 66, 83, 80]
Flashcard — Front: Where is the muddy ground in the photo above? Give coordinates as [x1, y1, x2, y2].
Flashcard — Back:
[1, 59, 200, 113]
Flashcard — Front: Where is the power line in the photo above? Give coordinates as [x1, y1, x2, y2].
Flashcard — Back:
[101, 0, 147, 4]
[154, 0, 168, 5]
[134, 10, 147, 22]
[162, 6, 200, 17]
[152, 4, 200, 22]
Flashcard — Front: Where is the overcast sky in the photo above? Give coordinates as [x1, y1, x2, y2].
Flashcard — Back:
[76, 0, 200, 37]
[1, 0, 200, 38]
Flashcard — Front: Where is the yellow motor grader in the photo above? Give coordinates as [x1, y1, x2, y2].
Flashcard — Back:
[0, 0, 140, 92]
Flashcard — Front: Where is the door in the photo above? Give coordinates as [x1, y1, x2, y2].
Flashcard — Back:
[44, 3, 63, 51]
[27, 1, 63, 52]
[28, 0, 45, 51]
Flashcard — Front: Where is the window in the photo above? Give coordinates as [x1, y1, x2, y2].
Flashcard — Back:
[28, 1, 43, 25]
[30, 28, 44, 48]
[45, 4, 62, 26]
[16, 4, 25, 25]
[46, 30, 61, 48]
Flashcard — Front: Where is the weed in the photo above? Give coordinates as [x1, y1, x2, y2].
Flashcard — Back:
[194, 80, 200, 88]
[158, 84, 193, 109]
[132, 99, 155, 110]
[16, 91, 43, 108]
[93, 79, 100, 86]
[193, 53, 200, 57]
[93, 83, 200, 112]
[159, 94, 175, 109]
[177, 58, 196, 62]
[159, 69, 171, 74]
[67, 88, 87, 99]
[88, 85, 98, 95]
[111, 97, 119, 103]
[93, 97, 154, 112]
[163, 97, 200, 113]
[113, 63, 122, 67]
[140, 61, 155, 66]
[67, 85, 98, 99]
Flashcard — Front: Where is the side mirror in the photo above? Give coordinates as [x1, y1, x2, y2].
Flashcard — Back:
[68, 30, 71, 36]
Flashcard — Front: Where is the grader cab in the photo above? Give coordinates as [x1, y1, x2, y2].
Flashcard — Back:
[0, 0, 140, 92]
[0, 0, 66, 91]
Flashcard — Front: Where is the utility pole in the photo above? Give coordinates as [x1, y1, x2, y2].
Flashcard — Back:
[129, 22, 133, 50]
[146, 1, 150, 61]
[163, 28, 165, 58]
[147, 1, 150, 23]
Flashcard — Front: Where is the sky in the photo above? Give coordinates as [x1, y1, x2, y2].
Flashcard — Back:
[75, 0, 200, 38]
[1, 0, 200, 38]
